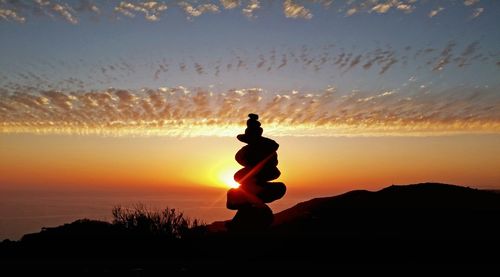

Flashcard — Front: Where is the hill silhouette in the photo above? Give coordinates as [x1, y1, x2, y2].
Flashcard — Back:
[271, 182, 500, 239]
[2, 183, 500, 273]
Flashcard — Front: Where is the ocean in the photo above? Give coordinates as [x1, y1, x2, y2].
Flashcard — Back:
[0, 186, 306, 240]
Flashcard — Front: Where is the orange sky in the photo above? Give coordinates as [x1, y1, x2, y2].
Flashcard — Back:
[1, 132, 499, 239]
[1, 133, 499, 194]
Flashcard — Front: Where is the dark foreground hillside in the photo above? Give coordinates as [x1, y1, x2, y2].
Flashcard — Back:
[1, 183, 500, 274]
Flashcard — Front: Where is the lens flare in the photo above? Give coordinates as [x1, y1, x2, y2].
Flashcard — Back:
[219, 169, 240, 189]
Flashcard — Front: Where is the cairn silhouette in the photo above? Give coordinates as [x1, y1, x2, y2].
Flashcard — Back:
[226, 114, 286, 231]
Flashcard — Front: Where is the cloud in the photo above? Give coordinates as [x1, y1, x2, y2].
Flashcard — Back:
[35, 0, 51, 6]
[433, 41, 456, 71]
[220, 0, 240, 10]
[379, 57, 398, 75]
[371, 3, 392, 14]
[0, 0, 492, 24]
[457, 41, 479, 67]
[2, 40, 494, 92]
[76, 0, 100, 14]
[345, 7, 357, 16]
[344, 54, 362, 73]
[114, 1, 168, 22]
[1, 85, 499, 137]
[366, 1, 416, 14]
[194, 63, 205, 74]
[178, 2, 219, 18]
[470, 7, 483, 19]
[428, 7, 443, 18]
[242, 0, 260, 18]
[52, 3, 78, 24]
[463, 0, 479, 6]
[256, 54, 266, 69]
[0, 8, 26, 23]
[277, 54, 288, 69]
[283, 0, 313, 19]
[396, 4, 414, 13]
[40, 90, 76, 110]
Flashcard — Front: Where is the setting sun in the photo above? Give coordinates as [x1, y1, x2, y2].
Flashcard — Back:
[219, 169, 240, 189]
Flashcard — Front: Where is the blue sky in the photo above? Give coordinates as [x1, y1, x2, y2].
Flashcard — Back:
[1, 0, 498, 91]
[0, 0, 499, 136]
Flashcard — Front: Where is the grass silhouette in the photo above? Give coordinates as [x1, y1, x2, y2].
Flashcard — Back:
[111, 204, 204, 239]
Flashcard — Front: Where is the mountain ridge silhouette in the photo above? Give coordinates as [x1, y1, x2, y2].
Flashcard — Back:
[209, 182, 500, 235]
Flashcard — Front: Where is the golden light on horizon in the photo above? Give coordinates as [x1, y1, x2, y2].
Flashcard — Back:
[219, 168, 240, 189]
[202, 156, 242, 189]
[1, 134, 499, 194]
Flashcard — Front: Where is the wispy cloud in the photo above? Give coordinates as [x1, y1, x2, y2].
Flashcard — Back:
[52, 3, 78, 24]
[396, 3, 414, 13]
[114, 1, 168, 22]
[371, 3, 392, 14]
[178, 2, 220, 19]
[428, 7, 443, 18]
[1, 86, 498, 137]
[283, 0, 313, 20]
[432, 41, 456, 71]
[242, 0, 260, 18]
[2, 40, 495, 91]
[76, 0, 100, 15]
[464, 0, 480, 6]
[220, 0, 240, 10]
[345, 7, 358, 16]
[470, 7, 484, 19]
[0, 0, 487, 24]
[0, 8, 26, 23]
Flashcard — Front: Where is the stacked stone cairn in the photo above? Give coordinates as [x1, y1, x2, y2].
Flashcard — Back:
[226, 114, 286, 231]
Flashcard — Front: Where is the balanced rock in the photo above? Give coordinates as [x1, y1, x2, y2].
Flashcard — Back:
[233, 166, 281, 184]
[226, 114, 287, 232]
[256, 182, 286, 203]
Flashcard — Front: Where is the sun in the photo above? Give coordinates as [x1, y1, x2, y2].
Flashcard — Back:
[219, 169, 240, 189]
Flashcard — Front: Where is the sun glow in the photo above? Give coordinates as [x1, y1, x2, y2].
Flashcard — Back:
[219, 169, 240, 189]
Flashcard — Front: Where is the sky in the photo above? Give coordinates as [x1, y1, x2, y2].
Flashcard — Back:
[0, 0, 499, 136]
[0, 0, 499, 239]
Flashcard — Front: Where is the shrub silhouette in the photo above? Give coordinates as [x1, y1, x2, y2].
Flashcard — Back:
[111, 204, 204, 239]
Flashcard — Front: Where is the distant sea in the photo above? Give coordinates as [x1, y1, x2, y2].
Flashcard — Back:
[0, 187, 305, 240]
